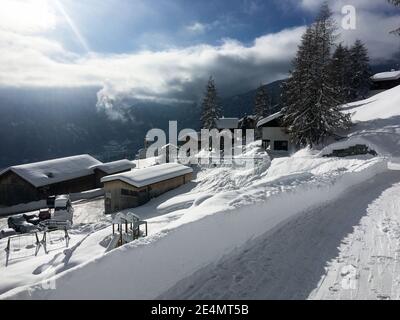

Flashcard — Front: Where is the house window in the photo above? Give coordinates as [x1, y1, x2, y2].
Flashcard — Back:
[274, 140, 289, 151]
[121, 189, 139, 197]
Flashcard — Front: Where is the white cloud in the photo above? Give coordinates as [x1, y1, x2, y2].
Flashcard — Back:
[0, 0, 57, 34]
[186, 22, 209, 34]
[0, 25, 306, 98]
[298, 0, 391, 12]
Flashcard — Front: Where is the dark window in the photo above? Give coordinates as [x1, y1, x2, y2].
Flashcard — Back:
[121, 189, 139, 197]
[274, 140, 288, 151]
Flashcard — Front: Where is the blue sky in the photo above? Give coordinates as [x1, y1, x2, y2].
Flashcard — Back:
[0, 0, 399, 114]
[56, 0, 314, 53]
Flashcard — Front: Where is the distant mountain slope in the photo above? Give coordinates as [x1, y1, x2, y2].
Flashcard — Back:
[0, 87, 199, 168]
[0, 80, 285, 169]
[221, 79, 284, 117]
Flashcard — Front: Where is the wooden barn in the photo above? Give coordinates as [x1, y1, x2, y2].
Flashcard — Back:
[0, 155, 135, 207]
[101, 163, 193, 214]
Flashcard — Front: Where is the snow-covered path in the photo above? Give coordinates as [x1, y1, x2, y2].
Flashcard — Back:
[311, 172, 400, 300]
[160, 170, 400, 300]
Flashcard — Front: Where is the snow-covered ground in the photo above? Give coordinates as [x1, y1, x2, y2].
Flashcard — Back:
[160, 169, 400, 300]
[310, 174, 400, 300]
[0, 150, 389, 299]
[1, 86, 400, 300]
[330, 85, 400, 158]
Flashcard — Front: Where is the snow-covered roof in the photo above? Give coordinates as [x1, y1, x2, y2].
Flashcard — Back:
[0, 155, 102, 188]
[112, 212, 140, 224]
[256, 111, 283, 128]
[371, 70, 400, 82]
[101, 163, 193, 188]
[215, 118, 239, 129]
[91, 160, 135, 174]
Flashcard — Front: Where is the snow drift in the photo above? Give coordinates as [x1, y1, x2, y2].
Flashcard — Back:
[331, 85, 400, 158]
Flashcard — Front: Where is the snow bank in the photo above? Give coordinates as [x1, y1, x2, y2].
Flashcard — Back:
[1, 156, 388, 300]
[346, 85, 400, 122]
[336, 85, 400, 158]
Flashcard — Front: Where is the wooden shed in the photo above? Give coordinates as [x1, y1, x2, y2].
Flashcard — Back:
[0, 155, 135, 207]
[101, 163, 193, 214]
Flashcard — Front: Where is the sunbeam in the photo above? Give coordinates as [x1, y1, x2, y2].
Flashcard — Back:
[54, 0, 90, 52]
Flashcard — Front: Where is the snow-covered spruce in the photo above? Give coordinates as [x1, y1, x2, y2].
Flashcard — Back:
[200, 76, 222, 129]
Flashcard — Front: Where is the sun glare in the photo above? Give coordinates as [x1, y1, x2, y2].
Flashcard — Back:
[0, 0, 56, 33]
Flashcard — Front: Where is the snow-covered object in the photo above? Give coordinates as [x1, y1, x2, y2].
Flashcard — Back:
[53, 209, 73, 224]
[91, 160, 135, 175]
[256, 111, 282, 127]
[52, 195, 73, 223]
[0, 228, 16, 239]
[54, 195, 70, 209]
[318, 136, 379, 157]
[112, 212, 140, 224]
[371, 70, 400, 82]
[215, 118, 239, 129]
[112, 212, 127, 224]
[101, 163, 193, 188]
[0, 155, 101, 188]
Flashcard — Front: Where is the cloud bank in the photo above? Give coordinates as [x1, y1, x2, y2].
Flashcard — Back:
[0, 0, 399, 120]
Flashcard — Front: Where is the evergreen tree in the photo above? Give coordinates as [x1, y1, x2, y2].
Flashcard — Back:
[281, 3, 351, 147]
[281, 26, 316, 146]
[201, 76, 222, 129]
[329, 43, 352, 103]
[349, 40, 371, 100]
[254, 85, 271, 119]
